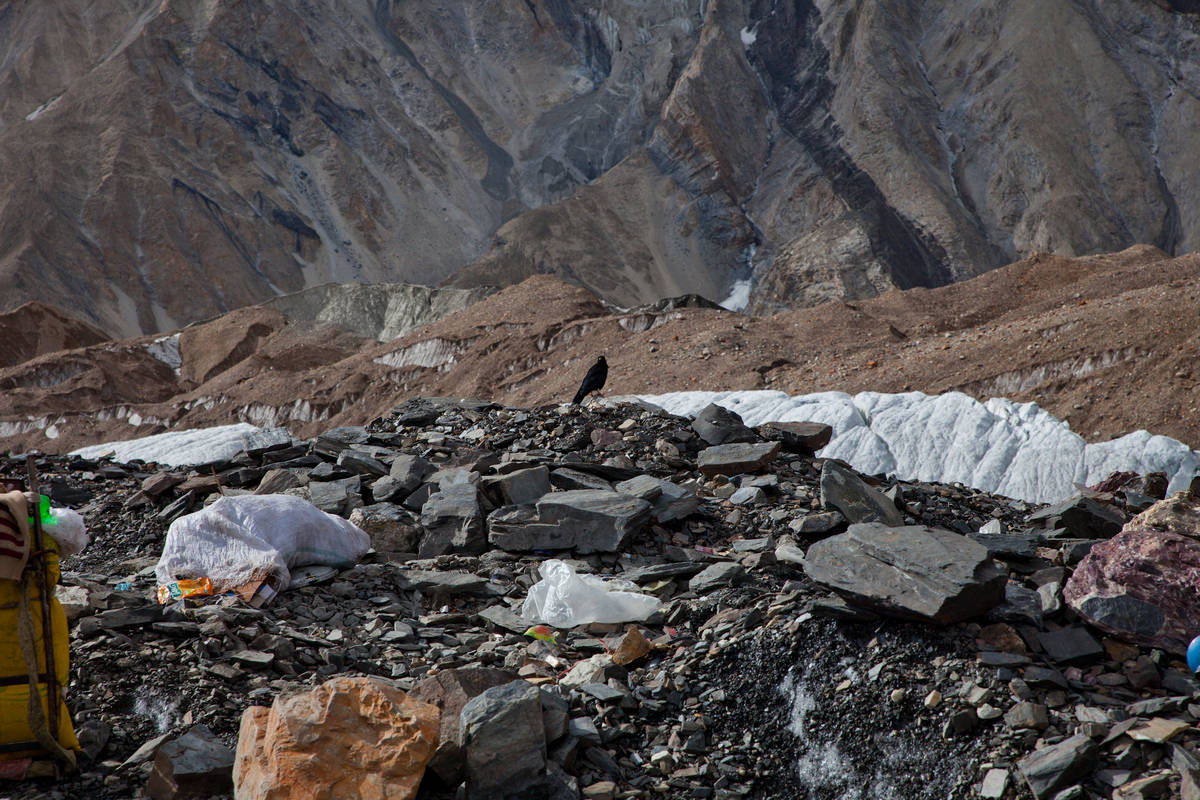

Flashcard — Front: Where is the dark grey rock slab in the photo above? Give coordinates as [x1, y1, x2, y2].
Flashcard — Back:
[691, 403, 756, 445]
[461, 680, 547, 800]
[1017, 734, 1099, 799]
[619, 562, 706, 583]
[688, 562, 747, 594]
[389, 454, 436, 494]
[1037, 627, 1104, 664]
[803, 523, 1007, 624]
[614, 475, 699, 523]
[819, 460, 904, 526]
[419, 483, 485, 557]
[755, 421, 833, 453]
[697, 442, 780, 478]
[789, 511, 846, 537]
[146, 724, 234, 800]
[1028, 496, 1126, 539]
[549, 468, 613, 492]
[487, 490, 651, 554]
[394, 570, 493, 595]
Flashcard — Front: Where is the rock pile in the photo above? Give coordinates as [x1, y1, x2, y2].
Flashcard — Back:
[3, 399, 1200, 799]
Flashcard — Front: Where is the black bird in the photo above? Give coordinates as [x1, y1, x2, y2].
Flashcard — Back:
[571, 356, 608, 405]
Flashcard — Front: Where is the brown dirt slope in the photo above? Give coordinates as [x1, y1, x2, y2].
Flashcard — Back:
[0, 245, 1196, 456]
[0, 302, 110, 370]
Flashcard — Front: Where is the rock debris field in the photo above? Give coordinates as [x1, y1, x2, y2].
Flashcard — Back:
[6, 398, 1200, 800]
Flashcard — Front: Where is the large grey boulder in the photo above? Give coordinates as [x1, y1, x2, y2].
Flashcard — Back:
[614, 475, 699, 522]
[819, 460, 904, 526]
[460, 680, 547, 800]
[697, 442, 780, 478]
[409, 668, 517, 786]
[691, 403, 757, 445]
[803, 523, 1007, 624]
[419, 483, 486, 557]
[487, 490, 651, 554]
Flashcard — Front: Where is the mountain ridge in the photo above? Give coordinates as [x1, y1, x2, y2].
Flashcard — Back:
[3, 1, 1200, 335]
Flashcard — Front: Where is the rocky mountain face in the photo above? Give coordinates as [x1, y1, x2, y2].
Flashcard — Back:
[2, 1, 1199, 336]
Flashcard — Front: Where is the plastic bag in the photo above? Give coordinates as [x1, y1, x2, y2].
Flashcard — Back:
[47, 507, 89, 557]
[522, 559, 660, 628]
[154, 494, 370, 595]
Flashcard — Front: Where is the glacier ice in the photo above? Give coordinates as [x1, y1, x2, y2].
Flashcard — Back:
[70, 423, 292, 467]
[635, 390, 1200, 504]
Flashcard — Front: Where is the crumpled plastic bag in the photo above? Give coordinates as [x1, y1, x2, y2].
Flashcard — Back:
[522, 559, 660, 628]
[155, 494, 370, 595]
[47, 507, 89, 557]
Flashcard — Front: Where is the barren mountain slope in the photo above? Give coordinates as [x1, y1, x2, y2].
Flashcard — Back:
[0, 302, 110, 369]
[0, 246, 1196, 457]
[2, 1, 1200, 336]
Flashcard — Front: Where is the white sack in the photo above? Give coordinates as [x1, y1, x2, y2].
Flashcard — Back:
[155, 494, 369, 593]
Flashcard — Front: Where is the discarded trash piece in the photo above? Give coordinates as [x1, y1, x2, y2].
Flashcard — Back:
[694, 545, 716, 555]
[46, 507, 88, 556]
[155, 495, 369, 596]
[114, 583, 132, 592]
[1189, 634, 1200, 673]
[522, 560, 660, 628]
[156, 577, 214, 605]
[524, 625, 558, 644]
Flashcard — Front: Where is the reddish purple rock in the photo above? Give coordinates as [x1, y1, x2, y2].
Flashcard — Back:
[1064, 528, 1200, 654]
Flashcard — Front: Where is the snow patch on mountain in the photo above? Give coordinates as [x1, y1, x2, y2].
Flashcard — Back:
[636, 390, 1200, 504]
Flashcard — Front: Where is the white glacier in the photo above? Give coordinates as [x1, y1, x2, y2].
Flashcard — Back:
[634, 390, 1200, 504]
[70, 423, 293, 467]
[63, 389, 1200, 504]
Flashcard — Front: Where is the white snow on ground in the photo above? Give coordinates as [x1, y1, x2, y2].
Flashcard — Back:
[64, 389, 1200, 503]
[70, 424, 293, 467]
[634, 390, 1200, 504]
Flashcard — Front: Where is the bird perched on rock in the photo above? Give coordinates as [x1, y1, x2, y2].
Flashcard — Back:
[571, 356, 607, 405]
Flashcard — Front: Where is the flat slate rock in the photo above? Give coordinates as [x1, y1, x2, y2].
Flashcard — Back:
[803, 523, 1007, 624]
[970, 532, 1041, 559]
[487, 490, 651, 554]
[393, 570, 492, 595]
[619, 562, 706, 583]
[819, 460, 904, 526]
[697, 442, 780, 478]
[1017, 733, 1099, 800]
[755, 421, 833, 453]
[691, 403, 757, 446]
[549, 468, 613, 492]
[1037, 627, 1104, 664]
[1027, 496, 1126, 539]
[614, 475, 699, 523]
